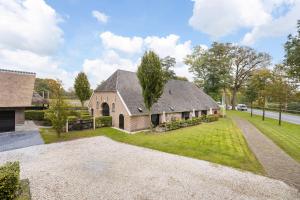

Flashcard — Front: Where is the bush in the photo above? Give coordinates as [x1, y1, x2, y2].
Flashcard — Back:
[0, 162, 20, 200]
[95, 116, 112, 128]
[206, 115, 219, 122]
[165, 117, 202, 131]
[25, 110, 45, 121]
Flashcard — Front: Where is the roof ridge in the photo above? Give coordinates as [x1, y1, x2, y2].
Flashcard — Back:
[0, 68, 36, 75]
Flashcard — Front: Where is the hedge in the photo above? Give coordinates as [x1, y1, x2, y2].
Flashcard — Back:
[0, 162, 20, 200]
[95, 116, 112, 128]
[206, 115, 219, 122]
[25, 110, 45, 121]
[165, 117, 202, 131]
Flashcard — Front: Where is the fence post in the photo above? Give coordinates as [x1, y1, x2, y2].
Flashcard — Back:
[66, 119, 68, 133]
[93, 116, 96, 130]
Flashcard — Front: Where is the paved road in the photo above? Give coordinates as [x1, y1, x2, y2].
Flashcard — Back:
[0, 136, 299, 200]
[246, 109, 300, 125]
[234, 117, 300, 190]
[0, 131, 44, 152]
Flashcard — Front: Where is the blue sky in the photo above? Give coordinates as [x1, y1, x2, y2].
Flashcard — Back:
[0, 0, 299, 89]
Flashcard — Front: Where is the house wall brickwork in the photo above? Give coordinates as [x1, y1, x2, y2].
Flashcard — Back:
[89, 91, 132, 131]
[15, 109, 25, 124]
[89, 91, 220, 132]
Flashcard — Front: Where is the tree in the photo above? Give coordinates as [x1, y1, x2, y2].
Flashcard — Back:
[45, 80, 69, 137]
[284, 20, 300, 82]
[137, 51, 165, 130]
[74, 72, 92, 107]
[185, 43, 232, 101]
[244, 76, 259, 117]
[230, 46, 271, 110]
[161, 56, 176, 82]
[268, 65, 294, 125]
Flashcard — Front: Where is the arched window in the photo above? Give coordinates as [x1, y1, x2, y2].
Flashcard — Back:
[112, 103, 115, 112]
[96, 101, 99, 109]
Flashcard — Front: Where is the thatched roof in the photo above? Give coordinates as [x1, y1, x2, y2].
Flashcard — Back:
[0, 69, 35, 107]
[95, 70, 219, 116]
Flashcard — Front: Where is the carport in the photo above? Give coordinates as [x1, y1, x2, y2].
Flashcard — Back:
[0, 69, 36, 133]
[0, 110, 15, 132]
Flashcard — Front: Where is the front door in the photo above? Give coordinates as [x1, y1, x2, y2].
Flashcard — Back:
[119, 114, 124, 129]
[151, 114, 160, 127]
[0, 111, 15, 132]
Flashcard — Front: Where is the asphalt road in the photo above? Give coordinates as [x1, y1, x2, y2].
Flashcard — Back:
[0, 131, 44, 152]
[246, 109, 300, 125]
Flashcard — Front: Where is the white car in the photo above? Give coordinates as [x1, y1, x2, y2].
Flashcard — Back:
[237, 104, 248, 111]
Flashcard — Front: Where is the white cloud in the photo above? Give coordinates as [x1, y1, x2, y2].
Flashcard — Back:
[0, 0, 75, 88]
[100, 31, 143, 54]
[242, 0, 300, 45]
[189, 0, 300, 44]
[0, 0, 63, 55]
[85, 32, 197, 88]
[0, 49, 76, 88]
[189, 0, 270, 38]
[83, 50, 137, 88]
[92, 10, 108, 24]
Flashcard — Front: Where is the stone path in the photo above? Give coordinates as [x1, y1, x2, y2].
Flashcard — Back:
[234, 117, 300, 190]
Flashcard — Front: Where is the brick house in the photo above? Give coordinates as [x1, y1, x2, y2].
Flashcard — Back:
[88, 70, 219, 132]
[0, 69, 35, 132]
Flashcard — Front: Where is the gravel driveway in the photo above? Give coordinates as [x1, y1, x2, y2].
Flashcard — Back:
[0, 137, 299, 200]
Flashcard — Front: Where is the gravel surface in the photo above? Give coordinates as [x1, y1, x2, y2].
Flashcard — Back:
[0, 136, 299, 200]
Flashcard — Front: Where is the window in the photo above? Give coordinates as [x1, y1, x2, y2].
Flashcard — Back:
[195, 111, 199, 117]
[96, 101, 99, 109]
[181, 112, 190, 120]
[112, 103, 115, 112]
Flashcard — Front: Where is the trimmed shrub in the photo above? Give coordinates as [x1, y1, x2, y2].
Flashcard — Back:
[0, 162, 20, 200]
[24, 110, 45, 121]
[95, 116, 112, 128]
[206, 115, 219, 122]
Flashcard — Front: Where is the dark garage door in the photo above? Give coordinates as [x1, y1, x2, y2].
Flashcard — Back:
[0, 111, 15, 132]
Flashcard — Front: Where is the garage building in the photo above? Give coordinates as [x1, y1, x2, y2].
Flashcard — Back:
[0, 69, 35, 132]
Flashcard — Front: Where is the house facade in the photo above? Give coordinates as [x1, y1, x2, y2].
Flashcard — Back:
[0, 69, 35, 132]
[89, 70, 219, 132]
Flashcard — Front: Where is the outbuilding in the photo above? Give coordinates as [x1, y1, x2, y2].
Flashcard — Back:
[0, 69, 35, 132]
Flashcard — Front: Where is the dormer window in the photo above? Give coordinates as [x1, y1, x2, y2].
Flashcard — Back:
[169, 90, 172, 95]
[138, 107, 143, 112]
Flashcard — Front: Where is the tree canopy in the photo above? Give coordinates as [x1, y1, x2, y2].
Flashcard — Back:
[137, 51, 164, 128]
[284, 20, 300, 82]
[74, 72, 92, 107]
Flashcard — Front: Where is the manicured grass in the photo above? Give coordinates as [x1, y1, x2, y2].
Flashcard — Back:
[228, 110, 300, 163]
[40, 118, 264, 174]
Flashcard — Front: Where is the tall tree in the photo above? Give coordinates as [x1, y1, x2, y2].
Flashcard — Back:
[185, 42, 232, 100]
[244, 75, 259, 117]
[284, 20, 300, 82]
[45, 80, 69, 137]
[230, 46, 271, 110]
[137, 51, 165, 129]
[161, 56, 176, 81]
[74, 72, 92, 107]
[268, 65, 294, 125]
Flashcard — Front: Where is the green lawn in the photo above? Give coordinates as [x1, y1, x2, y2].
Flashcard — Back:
[228, 110, 300, 163]
[40, 117, 264, 174]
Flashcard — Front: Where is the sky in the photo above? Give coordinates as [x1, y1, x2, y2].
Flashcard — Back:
[0, 0, 300, 89]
